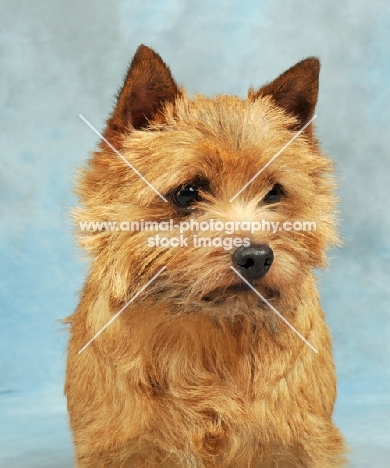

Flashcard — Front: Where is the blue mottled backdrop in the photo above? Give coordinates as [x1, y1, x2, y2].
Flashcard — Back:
[1, 1, 389, 466]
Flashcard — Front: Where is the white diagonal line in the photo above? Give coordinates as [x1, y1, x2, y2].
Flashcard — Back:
[78, 266, 166, 354]
[79, 114, 168, 202]
[230, 266, 318, 353]
[229, 115, 317, 203]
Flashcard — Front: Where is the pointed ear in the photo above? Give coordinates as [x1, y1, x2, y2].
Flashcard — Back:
[105, 45, 179, 138]
[249, 57, 320, 131]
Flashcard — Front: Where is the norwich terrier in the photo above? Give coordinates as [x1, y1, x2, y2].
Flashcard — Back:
[66, 45, 346, 467]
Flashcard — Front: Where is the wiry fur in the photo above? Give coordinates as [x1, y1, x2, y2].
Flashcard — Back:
[66, 45, 346, 467]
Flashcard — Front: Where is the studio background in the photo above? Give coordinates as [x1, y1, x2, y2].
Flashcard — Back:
[0, 1, 389, 467]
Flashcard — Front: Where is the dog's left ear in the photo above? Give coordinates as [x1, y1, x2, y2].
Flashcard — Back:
[250, 57, 319, 133]
[105, 44, 179, 141]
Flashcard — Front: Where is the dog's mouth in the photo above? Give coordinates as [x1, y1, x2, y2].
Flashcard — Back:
[201, 282, 253, 302]
[201, 281, 280, 304]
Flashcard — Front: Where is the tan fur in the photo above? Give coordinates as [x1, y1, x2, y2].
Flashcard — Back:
[65, 45, 346, 467]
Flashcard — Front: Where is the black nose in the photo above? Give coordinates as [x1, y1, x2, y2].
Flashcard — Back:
[232, 244, 274, 280]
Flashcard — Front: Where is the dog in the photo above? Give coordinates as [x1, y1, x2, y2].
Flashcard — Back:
[65, 44, 346, 467]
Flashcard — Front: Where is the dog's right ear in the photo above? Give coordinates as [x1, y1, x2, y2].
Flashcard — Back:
[105, 45, 179, 140]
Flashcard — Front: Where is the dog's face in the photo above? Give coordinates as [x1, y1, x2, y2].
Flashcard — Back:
[76, 46, 338, 317]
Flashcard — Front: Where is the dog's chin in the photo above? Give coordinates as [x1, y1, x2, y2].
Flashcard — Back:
[186, 283, 282, 332]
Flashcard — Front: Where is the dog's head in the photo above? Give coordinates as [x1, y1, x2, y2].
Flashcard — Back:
[76, 45, 338, 316]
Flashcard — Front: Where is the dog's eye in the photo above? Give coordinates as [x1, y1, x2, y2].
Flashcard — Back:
[173, 184, 199, 208]
[262, 184, 283, 204]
